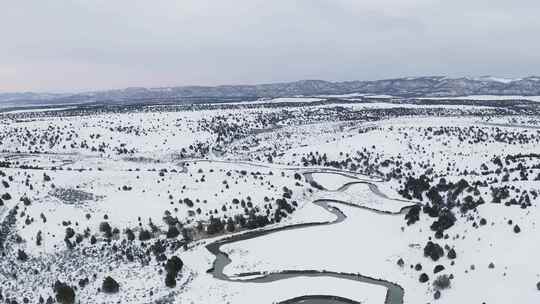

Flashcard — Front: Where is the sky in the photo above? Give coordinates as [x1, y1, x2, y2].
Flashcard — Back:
[1, 0, 540, 92]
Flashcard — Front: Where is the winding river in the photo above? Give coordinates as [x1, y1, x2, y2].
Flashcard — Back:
[203, 166, 414, 304]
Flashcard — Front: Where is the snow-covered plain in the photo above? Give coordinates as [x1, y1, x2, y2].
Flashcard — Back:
[419, 95, 540, 102]
[1, 98, 540, 304]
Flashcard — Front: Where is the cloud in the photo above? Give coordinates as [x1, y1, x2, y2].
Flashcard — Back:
[1, 0, 539, 92]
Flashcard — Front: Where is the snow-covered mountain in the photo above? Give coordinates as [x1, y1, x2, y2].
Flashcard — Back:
[3, 76, 540, 105]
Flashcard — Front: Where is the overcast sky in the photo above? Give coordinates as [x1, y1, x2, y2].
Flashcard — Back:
[1, 0, 539, 92]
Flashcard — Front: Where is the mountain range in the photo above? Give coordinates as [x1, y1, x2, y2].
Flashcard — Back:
[3, 76, 540, 105]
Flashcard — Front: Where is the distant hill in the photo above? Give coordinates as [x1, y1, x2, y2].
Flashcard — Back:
[3, 76, 540, 105]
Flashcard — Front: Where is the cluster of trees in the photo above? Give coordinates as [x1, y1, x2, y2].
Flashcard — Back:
[102, 276, 120, 293]
[164, 256, 184, 287]
[54, 281, 75, 304]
